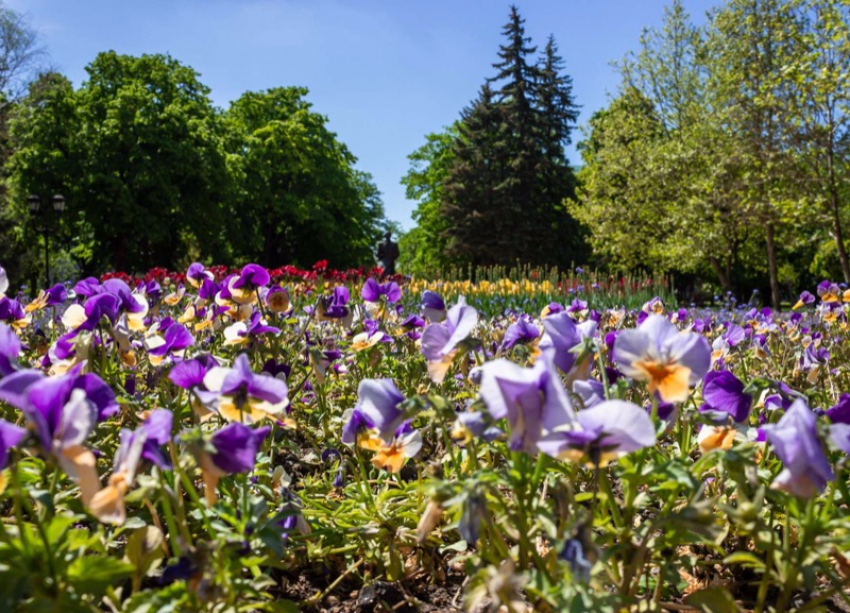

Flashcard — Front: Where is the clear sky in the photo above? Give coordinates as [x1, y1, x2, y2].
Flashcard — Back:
[7, 0, 719, 229]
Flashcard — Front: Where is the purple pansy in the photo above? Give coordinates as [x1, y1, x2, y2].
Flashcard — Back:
[0, 323, 21, 376]
[421, 290, 446, 323]
[146, 322, 194, 363]
[700, 370, 752, 424]
[537, 400, 656, 466]
[0, 419, 26, 470]
[826, 393, 850, 425]
[478, 355, 576, 455]
[538, 312, 595, 374]
[361, 279, 402, 304]
[342, 378, 406, 444]
[203, 354, 290, 423]
[762, 399, 834, 498]
[613, 315, 711, 403]
[501, 318, 540, 350]
[169, 354, 220, 390]
[209, 422, 271, 474]
[420, 297, 478, 383]
[45, 283, 68, 307]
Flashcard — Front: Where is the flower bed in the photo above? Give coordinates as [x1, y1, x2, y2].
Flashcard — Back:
[0, 263, 847, 612]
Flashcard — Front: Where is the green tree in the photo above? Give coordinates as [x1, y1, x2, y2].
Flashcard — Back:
[72, 51, 230, 272]
[786, 0, 850, 283]
[416, 6, 585, 271]
[571, 88, 670, 270]
[706, 0, 808, 307]
[400, 124, 459, 274]
[224, 87, 385, 269]
[5, 72, 80, 284]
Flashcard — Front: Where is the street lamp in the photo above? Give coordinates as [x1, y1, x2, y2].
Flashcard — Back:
[27, 193, 66, 288]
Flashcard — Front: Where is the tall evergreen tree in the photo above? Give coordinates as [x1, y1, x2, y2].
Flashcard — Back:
[434, 5, 585, 270]
[537, 35, 579, 156]
[441, 84, 506, 266]
[487, 5, 544, 262]
[535, 35, 583, 266]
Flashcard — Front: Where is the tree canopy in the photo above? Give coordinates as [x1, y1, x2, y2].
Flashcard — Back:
[5, 52, 386, 279]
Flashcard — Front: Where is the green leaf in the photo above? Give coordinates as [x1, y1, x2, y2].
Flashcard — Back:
[722, 552, 765, 570]
[66, 555, 134, 596]
[685, 587, 742, 613]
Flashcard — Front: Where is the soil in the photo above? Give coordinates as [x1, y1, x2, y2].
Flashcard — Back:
[276, 568, 467, 613]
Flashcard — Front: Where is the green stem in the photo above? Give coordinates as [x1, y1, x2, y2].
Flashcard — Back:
[13, 462, 58, 596]
[754, 507, 776, 613]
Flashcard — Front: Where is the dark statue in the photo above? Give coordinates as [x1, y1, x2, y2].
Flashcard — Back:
[377, 231, 399, 276]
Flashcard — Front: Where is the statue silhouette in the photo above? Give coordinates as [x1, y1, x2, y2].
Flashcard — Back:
[377, 231, 399, 276]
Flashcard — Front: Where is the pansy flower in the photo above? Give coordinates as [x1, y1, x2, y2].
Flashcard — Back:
[501, 317, 540, 352]
[318, 286, 353, 326]
[266, 286, 291, 314]
[420, 296, 478, 383]
[203, 354, 289, 423]
[342, 378, 407, 446]
[826, 393, 850, 425]
[186, 262, 214, 288]
[351, 329, 391, 352]
[25, 283, 68, 313]
[191, 422, 271, 505]
[762, 399, 834, 498]
[223, 310, 279, 346]
[362, 278, 402, 305]
[537, 400, 655, 466]
[422, 290, 446, 323]
[0, 371, 103, 507]
[700, 370, 752, 424]
[566, 298, 588, 318]
[227, 264, 270, 305]
[817, 280, 841, 304]
[0, 323, 21, 377]
[613, 315, 711, 403]
[89, 409, 173, 524]
[0, 297, 30, 329]
[478, 354, 576, 455]
[398, 314, 425, 340]
[792, 291, 816, 310]
[799, 344, 829, 384]
[540, 302, 564, 319]
[538, 312, 596, 375]
[169, 354, 221, 420]
[368, 420, 422, 473]
[144, 322, 194, 366]
[642, 296, 665, 315]
[0, 418, 26, 470]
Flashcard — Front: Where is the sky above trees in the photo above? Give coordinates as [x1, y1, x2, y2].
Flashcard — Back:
[8, 0, 719, 228]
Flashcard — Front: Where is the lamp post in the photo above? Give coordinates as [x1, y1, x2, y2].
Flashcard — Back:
[27, 193, 66, 288]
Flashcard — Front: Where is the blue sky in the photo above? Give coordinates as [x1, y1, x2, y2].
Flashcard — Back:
[8, 0, 718, 229]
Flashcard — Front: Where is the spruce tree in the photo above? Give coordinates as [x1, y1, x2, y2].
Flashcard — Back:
[438, 5, 586, 269]
[441, 84, 506, 266]
[535, 35, 583, 265]
[487, 5, 544, 262]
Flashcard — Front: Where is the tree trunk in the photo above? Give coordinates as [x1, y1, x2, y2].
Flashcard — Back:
[709, 256, 732, 294]
[832, 203, 850, 284]
[765, 221, 781, 309]
[827, 146, 850, 283]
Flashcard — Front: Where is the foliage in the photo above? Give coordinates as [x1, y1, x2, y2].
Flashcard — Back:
[223, 87, 385, 269]
[4, 58, 387, 282]
[572, 0, 850, 306]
